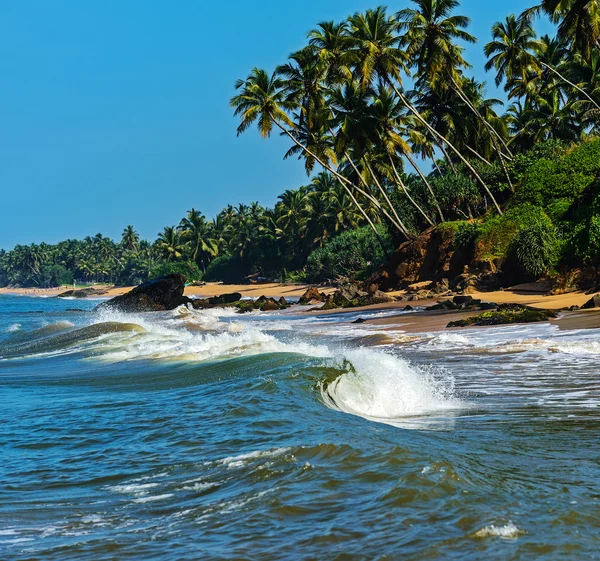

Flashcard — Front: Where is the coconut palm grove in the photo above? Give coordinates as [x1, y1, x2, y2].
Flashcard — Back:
[2, 0, 600, 289]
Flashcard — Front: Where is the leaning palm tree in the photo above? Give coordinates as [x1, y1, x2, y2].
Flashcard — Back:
[486, 15, 600, 111]
[230, 67, 392, 244]
[524, 0, 600, 62]
[398, 0, 515, 195]
[347, 6, 503, 214]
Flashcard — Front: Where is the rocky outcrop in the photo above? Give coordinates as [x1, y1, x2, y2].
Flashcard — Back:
[96, 275, 189, 313]
[427, 295, 498, 312]
[367, 227, 470, 292]
[321, 283, 398, 310]
[447, 304, 557, 328]
[192, 292, 242, 309]
[298, 287, 328, 305]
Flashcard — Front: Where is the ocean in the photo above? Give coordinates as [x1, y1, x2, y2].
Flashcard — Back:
[1, 294, 599, 560]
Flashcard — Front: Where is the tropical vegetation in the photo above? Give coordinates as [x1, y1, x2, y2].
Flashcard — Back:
[2, 0, 600, 288]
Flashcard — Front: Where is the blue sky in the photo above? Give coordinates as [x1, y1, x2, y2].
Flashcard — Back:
[0, 1, 550, 249]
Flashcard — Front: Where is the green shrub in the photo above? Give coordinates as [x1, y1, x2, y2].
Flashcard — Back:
[515, 138, 600, 208]
[203, 254, 246, 283]
[149, 261, 202, 282]
[476, 204, 551, 261]
[38, 265, 73, 288]
[507, 218, 559, 279]
[305, 226, 392, 282]
[454, 222, 481, 252]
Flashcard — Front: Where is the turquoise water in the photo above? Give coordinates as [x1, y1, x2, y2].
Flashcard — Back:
[1, 294, 600, 560]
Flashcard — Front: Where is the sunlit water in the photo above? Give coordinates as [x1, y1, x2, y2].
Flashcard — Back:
[1, 294, 599, 560]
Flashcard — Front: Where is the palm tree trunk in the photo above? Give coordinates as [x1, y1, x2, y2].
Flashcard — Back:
[271, 119, 390, 248]
[386, 81, 503, 216]
[438, 142, 457, 174]
[449, 77, 515, 192]
[344, 150, 411, 237]
[388, 154, 435, 227]
[465, 144, 492, 166]
[449, 76, 514, 158]
[363, 157, 414, 238]
[405, 152, 445, 222]
[541, 62, 600, 111]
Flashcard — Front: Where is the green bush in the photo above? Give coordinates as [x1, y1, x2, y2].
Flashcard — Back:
[38, 265, 73, 288]
[203, 254, 246, 283]
[515, 138, 600, 208]
[476, 204, 551, 261]
[149, 261, 202, 282]
[305, 226, 392, 282]
[507, 218, 559, 280]
[454, 222, 481, 252]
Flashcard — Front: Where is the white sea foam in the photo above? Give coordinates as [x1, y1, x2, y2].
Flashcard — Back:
[321, 348, 463, 427]
[472, 522, 524, 539]
[219, 447, 292, 469]
[132, 493, 174, 504]
[5, 323, 21, 333]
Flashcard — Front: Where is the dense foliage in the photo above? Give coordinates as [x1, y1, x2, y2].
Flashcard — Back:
[2, 0, 600, 287]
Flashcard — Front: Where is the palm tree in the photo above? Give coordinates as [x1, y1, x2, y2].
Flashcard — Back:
[525, 0, 600, 62]
[156, 226, 185, 261]
[178, 208, 218, 269]
[230, 67, 390, 244]
[121, 225, 140, 252]
[488, 15, 600, 111]
[484, 15, 540, 91]
[346, 6, 503, 214]
[398, 0, 515, 194]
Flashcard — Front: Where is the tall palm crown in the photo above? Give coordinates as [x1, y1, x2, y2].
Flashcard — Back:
[346, 6, 410, 90]
[121, 225, 140, 252]
[528, 0, 600, 62]
[230, 68, 296, 137]
[307, 21, 353, 84]
[484, 15, 541, 89]
[397, 0, 476, 88]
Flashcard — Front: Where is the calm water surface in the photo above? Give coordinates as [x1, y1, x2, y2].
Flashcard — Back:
[1, 294, 599, 560]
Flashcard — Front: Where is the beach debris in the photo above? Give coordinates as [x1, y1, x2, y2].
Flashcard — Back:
[582, 294, 600, 309]
[447, 304, 557, 328]
[96, 274, 189, 313]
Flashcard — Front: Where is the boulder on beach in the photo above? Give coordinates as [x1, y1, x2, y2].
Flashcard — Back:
[96, 275, 189, 313]
[582, 294, 600, 309]
[58, 287, 107, 299]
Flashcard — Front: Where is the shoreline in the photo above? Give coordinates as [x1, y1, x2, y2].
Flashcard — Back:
[2, 282, 599, 333]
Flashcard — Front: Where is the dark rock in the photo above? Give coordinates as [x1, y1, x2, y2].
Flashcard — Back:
[452, 295, 473, 306]
[403, 305, 414, 311]
[366, 226, 469, 291]
[58, 287, 107, 299]
[278, 297, 287, 306]
[192, 292, 243, 309]
[582, 294, 600, 309]
[65, 308, 88, 313]
[352, 318, 367, 324]
[261, 298, 281, 311]
[298, 287, 327, 305]
[96, 275, 189, 313]
[479, 302, 498, 311]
